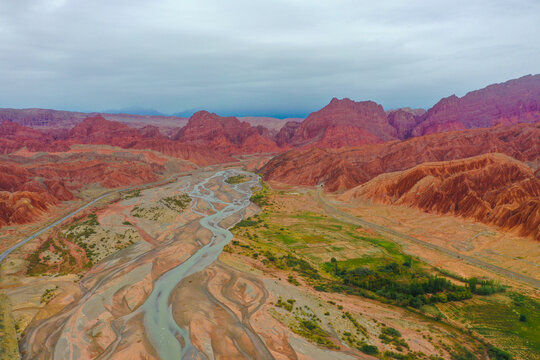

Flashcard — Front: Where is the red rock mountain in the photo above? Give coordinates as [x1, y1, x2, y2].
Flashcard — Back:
[174, 111, 281, 154]
[0, 108, 190, 132]
[275, 121, 301, 147]
[68, 116, 233, 165]
[261, 123, 540, 191]
[412, 74, 540, 136]
[387, 109, 422, 140]
[69, 116, 144, 147]
[341, 154, 540, 240]
[289, 98, 398, 148]
[0, 153, 163, 228]
[0, 121, 69, 153]
[0, 108, 87, 129]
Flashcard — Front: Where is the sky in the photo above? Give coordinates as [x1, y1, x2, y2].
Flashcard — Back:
[1, 0, 539, 118]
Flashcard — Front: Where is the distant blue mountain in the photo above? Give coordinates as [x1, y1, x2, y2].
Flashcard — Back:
[171, 109, 198, 118]
[103, 107, 165, 116]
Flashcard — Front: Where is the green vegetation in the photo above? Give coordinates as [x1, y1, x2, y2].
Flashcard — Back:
[159, 194, 191, 212]
[132, 194, 191, 220]
[273, 298, 337, 349]
[132, 205, 160, 220]
[233, 218, 263, 228]
[27, 212, 138, 275]
[0, 294, 20, 360]
[249, 180, 270, 207]
[360, 344, 379, 355]
[228, 189, 535, 359]
[487, 345, 512, 360]
[225, 175, 249, 184]
[379, 325, 409, 352]
[324, 259, 475, 308]
[122, 189, 141, 200]
[276, 298, 296, 312]
[40, 286, 59, 304]
[294, 318, 337, 349]
[439, 292, 539, 359]
[344, 312, 368, 336]
[26, 233, 91, 276]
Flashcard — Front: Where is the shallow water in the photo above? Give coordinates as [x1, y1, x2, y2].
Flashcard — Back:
[141, 170, 259, 360]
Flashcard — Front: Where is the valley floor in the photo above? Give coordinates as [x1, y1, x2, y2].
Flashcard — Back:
[0, 163, 538, 359]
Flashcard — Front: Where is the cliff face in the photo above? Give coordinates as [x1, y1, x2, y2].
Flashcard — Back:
[261, 123, 540, 192]
[387, 109, 422, 140]
[412, 74, 540, 136]
[341, 154, 540, 240]
[274, 121, 300, 147]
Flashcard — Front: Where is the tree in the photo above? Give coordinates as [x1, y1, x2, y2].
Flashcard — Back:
[330, 257, 338, 272]
[468, 277, 478, 293]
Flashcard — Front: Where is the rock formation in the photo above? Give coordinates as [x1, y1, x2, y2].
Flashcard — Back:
[261, 123, 540, 191]
[174, 111, 281, 154]
[288, 98, 397, 147]
[341, 154, 540, 240]
[412, 74, 540, 136]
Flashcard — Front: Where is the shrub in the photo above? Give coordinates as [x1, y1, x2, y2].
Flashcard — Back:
[360, 344, 378, 355]
[487, 345, 512, 360]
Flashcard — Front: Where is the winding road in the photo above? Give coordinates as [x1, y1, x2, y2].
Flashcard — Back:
[316, 188, 540, 289]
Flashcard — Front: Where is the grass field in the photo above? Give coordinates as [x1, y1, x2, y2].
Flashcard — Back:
[438, 292, 540, 359]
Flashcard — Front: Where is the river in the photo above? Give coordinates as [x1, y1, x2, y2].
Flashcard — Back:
[141, 169, 259, 360]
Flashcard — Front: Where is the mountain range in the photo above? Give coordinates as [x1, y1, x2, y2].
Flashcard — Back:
[1, 73, 539, 239]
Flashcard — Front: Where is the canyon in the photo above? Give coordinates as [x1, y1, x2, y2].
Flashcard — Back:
[0, 74, 539, 360]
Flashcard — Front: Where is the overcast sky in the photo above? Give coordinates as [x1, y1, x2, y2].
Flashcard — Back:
[1, 0, 539, 117]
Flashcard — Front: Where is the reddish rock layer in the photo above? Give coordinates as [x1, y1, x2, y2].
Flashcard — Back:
[0, 117, 233, 166]
[0, 108, 189, 131]
[0, 154, 163, 228]
[261, 123, 540, 192]
[290, 98, 397, 147]
[412, 74, 540, 136]
[0, 191, 57, 227]
[174, 111, 281, 154]
[0, 121, 69, 153]
[387, 110, 421, 140]
[274, 121, 300, 147]
[67, 116, 231, 165]
[341, 154, 540, 240]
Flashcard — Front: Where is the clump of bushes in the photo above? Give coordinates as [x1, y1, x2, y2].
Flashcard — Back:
[324, 259, 475, 308]
[225, 175, 249, 184]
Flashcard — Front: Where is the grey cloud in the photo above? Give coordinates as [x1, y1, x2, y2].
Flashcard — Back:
[0, 0, 539, 116]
